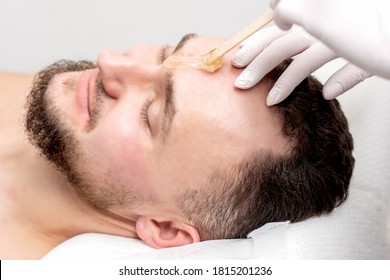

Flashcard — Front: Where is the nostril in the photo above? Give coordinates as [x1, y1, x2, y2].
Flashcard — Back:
[96, 50, 128, 99]
[99, 77, 124, 100]
[96, 48, 161, 98]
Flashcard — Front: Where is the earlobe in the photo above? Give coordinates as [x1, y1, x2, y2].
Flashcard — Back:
[136, 217, 200, 249]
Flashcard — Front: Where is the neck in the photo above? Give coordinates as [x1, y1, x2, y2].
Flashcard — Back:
[12, 145, 138, 257]
[45, 149, 139, 236]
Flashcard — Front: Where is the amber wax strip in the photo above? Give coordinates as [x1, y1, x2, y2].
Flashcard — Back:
[163, 9, 273, 72]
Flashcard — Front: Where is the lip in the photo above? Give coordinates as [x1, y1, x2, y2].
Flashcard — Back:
[76, 69, 98, 126]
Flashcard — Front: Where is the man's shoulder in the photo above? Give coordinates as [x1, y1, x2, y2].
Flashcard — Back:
[0, 71, 34, 85]
[0, 71, 34, 144]
[0, 71, 34, 100]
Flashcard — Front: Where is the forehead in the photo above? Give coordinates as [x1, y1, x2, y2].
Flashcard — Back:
[160, 35, 287, 169]
[178, 35, 224, 55]
[175, 37, 280, 125]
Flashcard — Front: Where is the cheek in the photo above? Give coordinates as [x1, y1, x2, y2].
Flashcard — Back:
[78, 116, 152, 188]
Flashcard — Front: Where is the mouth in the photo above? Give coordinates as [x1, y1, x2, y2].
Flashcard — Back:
[76, 69, 99, 127]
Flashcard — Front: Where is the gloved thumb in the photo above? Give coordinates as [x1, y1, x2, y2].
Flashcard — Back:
[323, 63, 372, 100]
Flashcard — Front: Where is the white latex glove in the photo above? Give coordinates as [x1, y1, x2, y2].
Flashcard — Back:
[232, 26, 369, 105]
[233, 0, 389, 105]
[271, 0, 390, 80]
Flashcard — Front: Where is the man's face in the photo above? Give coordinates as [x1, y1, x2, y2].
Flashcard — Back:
[26, 35, 287, 219]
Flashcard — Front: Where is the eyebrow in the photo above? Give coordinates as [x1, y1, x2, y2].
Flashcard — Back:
[160, 70, 176, 142]
[159, 33, 197, 142]
[172, 33, 198, 54]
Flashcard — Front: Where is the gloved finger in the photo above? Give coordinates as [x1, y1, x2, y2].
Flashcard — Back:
[323, 63, 372, 100]
[272, 0, 298, 30]
[232, 26, 287, 67]
[234, 30, 316, 89]
[266, 43, 336, 105]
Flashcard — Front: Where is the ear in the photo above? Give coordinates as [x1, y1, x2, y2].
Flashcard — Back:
[136, 217, 200, 249]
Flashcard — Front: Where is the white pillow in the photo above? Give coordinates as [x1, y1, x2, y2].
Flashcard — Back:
[43, 188, 388, 259]
[44, 66, 390, 260]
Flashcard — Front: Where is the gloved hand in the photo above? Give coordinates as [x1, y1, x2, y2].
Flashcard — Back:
[270, 0, 390, 80]
[233, 0, 389, 105]
[232, 26, 370, 105]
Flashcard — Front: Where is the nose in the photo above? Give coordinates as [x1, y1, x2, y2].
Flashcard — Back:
[96, 48, 162, 99]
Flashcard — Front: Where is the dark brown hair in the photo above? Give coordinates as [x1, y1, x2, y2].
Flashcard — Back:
[176, 60, 355, 240]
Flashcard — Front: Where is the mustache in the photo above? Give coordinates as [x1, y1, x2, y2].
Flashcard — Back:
[24, 59, 96, 173]
[26, 59, 97, 106]
[89, 74, 106, 130]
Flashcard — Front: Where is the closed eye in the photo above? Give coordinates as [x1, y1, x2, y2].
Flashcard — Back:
[140, 97, 154, 129]
[141, 45, 170, 131]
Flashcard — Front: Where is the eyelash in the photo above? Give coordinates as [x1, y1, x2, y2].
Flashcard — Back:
[141, 45, 169, 129]
[159, 44, 169, 63]
[141, 97, 154, 128]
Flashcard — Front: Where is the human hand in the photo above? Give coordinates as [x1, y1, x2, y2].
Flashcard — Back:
[232, 26, 370, 105]
[270, 0, 390, 80]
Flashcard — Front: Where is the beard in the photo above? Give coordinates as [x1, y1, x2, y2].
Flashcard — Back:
[25, 60, 95, 174]
[24, 60, 138, 209]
